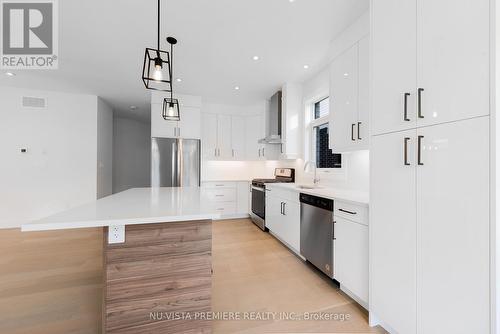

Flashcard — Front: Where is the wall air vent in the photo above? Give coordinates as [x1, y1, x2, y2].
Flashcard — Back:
[22, 96, 47, 109]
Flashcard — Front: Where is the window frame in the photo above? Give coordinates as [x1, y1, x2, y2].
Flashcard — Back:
[305, 96, 344, 173]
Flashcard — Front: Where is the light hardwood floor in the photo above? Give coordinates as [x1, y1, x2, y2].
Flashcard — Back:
[212, 219, 386, 334]
[0, 228, 103, 334]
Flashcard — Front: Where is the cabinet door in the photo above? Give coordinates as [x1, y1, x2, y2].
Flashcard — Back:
[178, 106, 201, 139]
[371, 0, 417, 135]
[416, 117, 489, 333]
[151, 103, 178, 138]
[236, 181, 250, 214]
[281, 201, 300, 252]
[216, 114, 232, 159]
[335, 217, 368, 305]
[231, 116, 246, 160]
[265, 194, 282, 234]
[201, 113, 218, 160]
[329, 44, 358, 152]
[370, 129, 417, 334]
[356, 36, 369, 150]
[417, 0, 489, 127]
[245, 114, 264, 160]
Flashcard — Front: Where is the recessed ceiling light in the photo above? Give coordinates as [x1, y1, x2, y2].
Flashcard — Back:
[303, 65, 309, 69]
[289, 0, 295, 2]
[252, 56, 259, 61]
[5, 72, 15, 77]
[176, 78, 182, 82]
[344, 72, 349, 77]
[129, 105, 138, 110]
[234, 86, 240, 90]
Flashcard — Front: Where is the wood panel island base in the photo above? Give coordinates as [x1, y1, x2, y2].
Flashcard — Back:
[103, 220, 212, 334]
[21, 188, 221, 334]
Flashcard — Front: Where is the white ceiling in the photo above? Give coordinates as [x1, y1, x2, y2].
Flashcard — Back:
[0, 0, 368, 121]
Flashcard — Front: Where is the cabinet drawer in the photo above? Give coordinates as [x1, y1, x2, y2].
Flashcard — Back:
[334, 201, 368, 225]
[266, 186, 299, 204]
[209, 201, 236, 215]
[202, 181, 237, 189]
[203, 188, 236, 202]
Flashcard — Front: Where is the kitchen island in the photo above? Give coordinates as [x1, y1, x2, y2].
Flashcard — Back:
[22, 187, 220, 334]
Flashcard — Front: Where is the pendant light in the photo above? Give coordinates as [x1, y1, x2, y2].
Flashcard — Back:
[141, 0, 172, 91]
[162, 36, 180, 121]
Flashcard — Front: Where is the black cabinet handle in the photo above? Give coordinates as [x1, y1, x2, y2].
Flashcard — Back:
[280, 202, 284, 215]
[404, 92, 411, 121]
[338, 208, 357, 215]
[332, 221, 336, 240]
[404, 137, 410, 166]
[351, 124, 355, 141]
[357, 122, 362, 140]
[283, 202, 286, 215]
[418, 88, 424, 119]
[418, 135, 424, 165]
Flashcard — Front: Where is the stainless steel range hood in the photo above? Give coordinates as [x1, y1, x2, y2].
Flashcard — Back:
[259, 91, 282, 144]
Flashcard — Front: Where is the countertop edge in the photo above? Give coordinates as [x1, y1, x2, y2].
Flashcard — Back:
[21, 213, 222, 232]
[266, 183, 369, 206]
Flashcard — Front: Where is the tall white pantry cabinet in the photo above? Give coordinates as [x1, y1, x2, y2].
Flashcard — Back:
[370, 0, 491, 333]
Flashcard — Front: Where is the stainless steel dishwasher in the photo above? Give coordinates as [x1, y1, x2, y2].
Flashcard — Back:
[300, 193, 334, 278]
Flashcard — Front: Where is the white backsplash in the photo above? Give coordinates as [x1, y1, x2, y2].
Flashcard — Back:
[202, 150, 369, 192]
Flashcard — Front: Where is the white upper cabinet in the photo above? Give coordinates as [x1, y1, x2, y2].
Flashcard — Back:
[177, 106, 201, 139]
[416, 0, 490, 127]
[231, 116, 246, 160]
[371, 0, 489, 136]
[371, 0, 417, 135]
[201, 113, 218, 159]
[330, 44, 358, 152]
[151, 103, 178, 138]
[201, 113, 232, 160]
[329, 36, 369, 152]
[245, 114, 266, 160]
[151, 92, 202, 139]
[356, 36, 369, 150]
[281, 83, 302, 159]
[216, 114, 232, 159]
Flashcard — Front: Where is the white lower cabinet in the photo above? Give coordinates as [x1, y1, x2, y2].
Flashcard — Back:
[370, 116, 490, 334]
[201, 181, 250, 219]
[334, 201, 369, 309]
[334, 217, 368, 308]
[265, 188, 300, 254]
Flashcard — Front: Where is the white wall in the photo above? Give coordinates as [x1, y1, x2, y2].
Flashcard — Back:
[113, 117, 151, 193]
[97, 98, 113, 198]
[0, 87, 100, 228]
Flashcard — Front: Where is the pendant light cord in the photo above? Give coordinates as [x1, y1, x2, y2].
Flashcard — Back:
[157, 0, 160, 51]
[170, 41, 173, 101]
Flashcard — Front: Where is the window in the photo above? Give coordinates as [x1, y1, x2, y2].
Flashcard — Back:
[314, 97, 330, 119]
[315, 123, 342, 168]
[309, 97, 342, 169]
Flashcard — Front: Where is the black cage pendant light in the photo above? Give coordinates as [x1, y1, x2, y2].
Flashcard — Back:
[162, 37, 180, 121]
[141, 0, 173, 91]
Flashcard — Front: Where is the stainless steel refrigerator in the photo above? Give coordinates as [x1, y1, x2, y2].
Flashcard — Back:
[151, 137, 201, 187]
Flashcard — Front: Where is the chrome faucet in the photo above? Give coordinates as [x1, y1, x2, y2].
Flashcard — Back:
[304, 161, 320, 185]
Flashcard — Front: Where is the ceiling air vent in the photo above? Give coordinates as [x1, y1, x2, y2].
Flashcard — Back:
[22, 96, 47, 109]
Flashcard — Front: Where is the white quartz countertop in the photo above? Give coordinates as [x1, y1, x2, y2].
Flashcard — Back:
[266, 183, 369, 205]
[22, 187, 221, 232]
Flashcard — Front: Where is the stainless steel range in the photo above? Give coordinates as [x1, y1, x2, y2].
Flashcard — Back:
[250, 168, 295, 230]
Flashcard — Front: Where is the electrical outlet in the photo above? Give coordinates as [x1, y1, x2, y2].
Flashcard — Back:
[108, 225, 125, 244]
